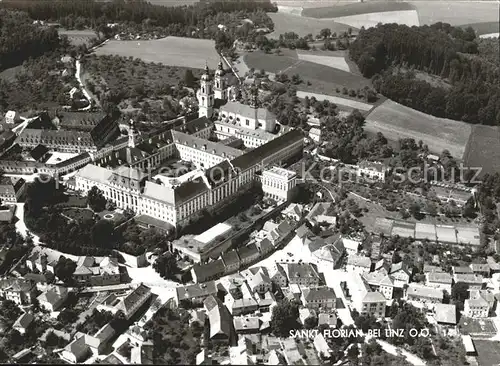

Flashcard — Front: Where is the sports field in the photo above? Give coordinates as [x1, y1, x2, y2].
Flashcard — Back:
[366, 100, 472, 159]
[463, 125, 500, 176]
[94, 36, 220, 69]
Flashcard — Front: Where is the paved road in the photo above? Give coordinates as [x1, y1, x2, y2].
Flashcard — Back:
[14, 203, 40, 245]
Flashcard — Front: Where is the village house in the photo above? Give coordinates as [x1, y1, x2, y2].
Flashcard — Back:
[282, 203, 304, 221]
[464, 296, 490, 318]
[452, 266, 473, 275]
[0, 177, 26, 203]
[221, 251, 241, 274]
[356, 161, 388, 182]
[348, 273, 386, 318]
[362, 269, 395, 300]
[0, 278, 37, 305]
[73, 257, 121, 286]
[37, 285, 68, 312]
[346, 254, 372, 273]
[97, 284, 152, 320]
[233, 316, 261, 334]
[466, 290, 496, 317]
[204, 295, 236, 345]
[248, 269, 272, 294]
[175, 281, 217, 306]
[470, 263, 491, 277]
[13, 312, 34, 335]
[191, 259, 225, 283]
[61, 335, 91, 364]
[314, 333, 333, 360]
[454, 273, 483, 290]
[426, 272, 453, 293]
[389, 261, 411, 287]
[228, 297, 259, 316]
[268, 263, 288, 288]
[433, 303, 457, 326]
[301, 286, 336, 310]
[406, 284, 443, 305]
[283, 263, 322, 287]
[318, 313, 337, 328]
[237, 244, 260, 266]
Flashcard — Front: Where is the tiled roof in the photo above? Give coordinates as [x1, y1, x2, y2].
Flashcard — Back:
[302, 287, 336, 302]
[172, 130, 242, 159]
[427, 272, 452, 284]
[230, 129, 302, 171]
[407, 284, 443, 299]
[237, 243, 259, 261]
[222, 251, 241, 267]
[176, 281, 217, 300]
[192, 259, 225, 281]
[434, 303, 457, 324]
[13, 312, 34, 329]
[174, 116, 212, 135]
[116, 284, 151, 315]
[220, 100, 277, 122]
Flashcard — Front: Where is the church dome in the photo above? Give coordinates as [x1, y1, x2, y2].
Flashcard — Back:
[201, 64, 211, 81]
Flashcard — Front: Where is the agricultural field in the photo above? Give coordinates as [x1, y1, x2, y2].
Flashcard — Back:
[301, 2, 420, 28]
[244, 50, 370, 91]
[59, 29, 97, 46]
[410, 1, 500, 26]
[301, 2, 416, 18]
[267, 12, 353, 39]
[460, 21, 499, 36]
[93, 36, 220, 69]
[463, 125, 500, 176]
[296, 50, 350, 72]
[366, 99, 472, 159]
[297, 91, 373, 112]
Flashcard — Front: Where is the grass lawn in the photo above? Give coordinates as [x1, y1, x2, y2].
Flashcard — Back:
[94, 36, 220, 69]
[244, 50, 370, 92]
[301, 2, 416, 18]
[296, 91, 373, 111]
[0, 65, 24, 82]
[267, 12, 353, 39]
[475, 340, 500, 366]
[463, 124, 500, 177]
[63, 208, 94, 222]
[366, 99, 472, 159]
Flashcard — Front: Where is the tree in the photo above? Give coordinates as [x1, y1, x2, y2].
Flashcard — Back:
[270, 299, 299, 337]
[304, 316, 317, 329]
[54, 256, 76, 283]
[87, 186, 106, 212]
[319, 28, 331, 40]
[451, 282, 469, 302]
[91, 219, 115, 248]
[153, 252, 179, 280]
[184, 70, 195, 87]
[57, 308, 78, 325]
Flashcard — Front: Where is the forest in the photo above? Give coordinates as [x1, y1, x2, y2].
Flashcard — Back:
[0, 0, 277, 30]
[0, 9, 61, 70]
[349, 23, 500, 125]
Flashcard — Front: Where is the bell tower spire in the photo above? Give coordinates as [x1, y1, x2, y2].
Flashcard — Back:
[197, 63, 214, 118]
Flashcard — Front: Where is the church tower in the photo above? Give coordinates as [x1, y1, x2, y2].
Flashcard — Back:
[214, 60, 227, 101]
[197, 64, 214, 118]
[128, 119, 137, 148]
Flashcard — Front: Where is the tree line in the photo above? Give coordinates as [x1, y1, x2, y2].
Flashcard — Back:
[0, 0, 277, 30]
[350, 23, 500, 125]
